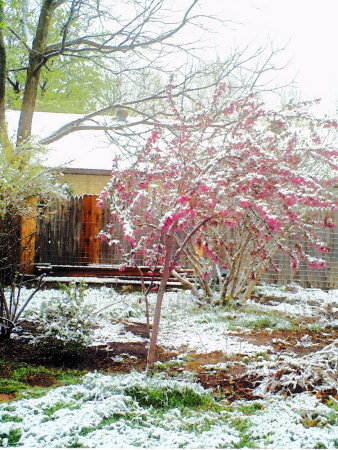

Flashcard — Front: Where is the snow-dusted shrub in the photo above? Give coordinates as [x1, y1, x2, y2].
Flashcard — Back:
[0, 275, 45, 340]
[247, 340, 338, 397]
[36, 282, 95, 350]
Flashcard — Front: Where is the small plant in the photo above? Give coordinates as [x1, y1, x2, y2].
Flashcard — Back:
[0, 275, 45, 340]
[153, 359, 186, 371]
[237, 311, 294, 330]
[306, 323, 323, 333]
[37, 282, 96, 350]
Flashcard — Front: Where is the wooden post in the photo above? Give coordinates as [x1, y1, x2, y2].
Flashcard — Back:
[80, 195, 102, 264]
[20, 197, 38, 274]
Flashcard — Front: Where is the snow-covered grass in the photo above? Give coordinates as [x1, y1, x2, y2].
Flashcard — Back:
[19, 282, 337, 354]
[0, 372, 337, 448]
[253, 284, 338, 324]
[1, 282, 338, 448]
[19, 286, 293, 354]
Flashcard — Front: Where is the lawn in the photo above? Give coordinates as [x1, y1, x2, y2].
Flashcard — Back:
[0, 283, 337, 448]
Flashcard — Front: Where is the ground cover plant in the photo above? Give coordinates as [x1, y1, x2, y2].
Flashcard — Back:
[0, 282, 337, 448]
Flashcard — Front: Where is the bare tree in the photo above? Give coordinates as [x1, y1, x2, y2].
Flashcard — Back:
[0, 0, 205, 151]
[1, 1, 285, 154]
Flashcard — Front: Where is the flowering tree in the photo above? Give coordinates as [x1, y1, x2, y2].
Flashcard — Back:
[99, 84, 338, 368]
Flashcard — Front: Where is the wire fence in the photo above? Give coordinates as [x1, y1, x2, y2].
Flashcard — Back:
[35, 195, 338, 289]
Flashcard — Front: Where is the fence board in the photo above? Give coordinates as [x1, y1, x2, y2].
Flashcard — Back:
[20, 198, 38, 274]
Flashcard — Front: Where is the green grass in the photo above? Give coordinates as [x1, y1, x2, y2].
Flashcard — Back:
[305, 324, 324, 333]
[225, 309, 296, 331]
[66, 440, 87, 448]
[231, 417, 257, 448]
[0, 360, 85, 401]
[1, 414, 23, 422]
[3, 406, 15, 412]
[44, 401, 78, 417]
[0, 429, 22, 446]
[237, 402, 264, 415]
[125, 384, 213, 409]
[0, 378, 28, 394]
[79, 413, 141, 437]
[16, 387, 51, 401]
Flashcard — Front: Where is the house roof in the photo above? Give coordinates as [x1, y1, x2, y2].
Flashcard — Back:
[5, 110, 122, 171]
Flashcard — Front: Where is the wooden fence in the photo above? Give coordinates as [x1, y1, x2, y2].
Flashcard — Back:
[32, 195, 338, 289]
[35, 195, 132, 266]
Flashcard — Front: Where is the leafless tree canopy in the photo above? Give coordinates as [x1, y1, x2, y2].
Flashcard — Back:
[1, 0, 286, 157]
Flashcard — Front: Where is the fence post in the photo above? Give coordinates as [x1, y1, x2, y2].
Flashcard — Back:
[80, 195, 102, 264]
[20, 197, 38, 274]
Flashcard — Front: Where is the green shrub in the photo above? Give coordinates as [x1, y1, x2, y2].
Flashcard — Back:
[36, 282, 96, 349]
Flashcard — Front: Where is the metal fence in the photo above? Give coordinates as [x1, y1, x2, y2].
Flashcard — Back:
[35, 195, 338, 289]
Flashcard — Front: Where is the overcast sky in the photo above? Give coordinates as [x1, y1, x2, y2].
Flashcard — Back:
[196, 0, 338, 116]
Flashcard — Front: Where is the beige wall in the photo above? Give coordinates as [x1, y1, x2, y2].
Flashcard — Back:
[61, 173, 111, 195]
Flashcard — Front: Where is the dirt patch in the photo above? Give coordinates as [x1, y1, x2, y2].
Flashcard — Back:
[23, 374, 56, 387]
[0, 335, 175, 374]
[124, 321, 152, 338]
[0, 393, 15, 402]
[229, 329, 338, 356]
[198, 370, 263, 401]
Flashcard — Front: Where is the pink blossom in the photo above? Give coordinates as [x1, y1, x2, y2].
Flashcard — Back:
[308, 259, 327, 269]
[324, 216, 336, 229]
[272, 264, 280, 272]
[200, 185, 210, 192]
[266, 217, 281, 231]
[178, 195, 190, 204]
[239, 200, 251, 208]
[284, 195, 296, 206]
[291, 256, 299, 271]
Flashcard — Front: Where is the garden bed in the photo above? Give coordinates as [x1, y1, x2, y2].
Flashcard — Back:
[0, 283, 337, 448]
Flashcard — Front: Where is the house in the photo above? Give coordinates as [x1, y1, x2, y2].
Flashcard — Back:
[5, 110, 123, 194]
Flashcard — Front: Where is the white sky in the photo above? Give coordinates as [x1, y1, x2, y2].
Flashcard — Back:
[196, 0, 338, 116]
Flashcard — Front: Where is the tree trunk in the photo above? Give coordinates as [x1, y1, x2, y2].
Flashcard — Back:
[0, 2, 6, 127]
[17, 0, 60, 145]
[146, 232, 175, 372]
[0, 2, 12, 158]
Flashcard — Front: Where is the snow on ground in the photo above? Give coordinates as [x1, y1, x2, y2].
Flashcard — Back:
[0, 372, 337, 448]
[1, 283, 338, 448]
[19, 282, 337, 356]
[253, 284, 338, 319]
[21, 287, 275, 356]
